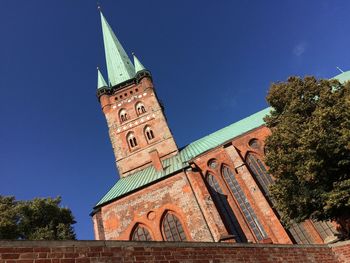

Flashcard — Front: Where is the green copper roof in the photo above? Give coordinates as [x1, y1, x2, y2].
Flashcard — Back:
[94, 108, 270, 208]
[97, 68, 108, 89]
[100, 12, 135, 86]
[133, 54, 146, 73]
[95, 154, 187, 207]
[332, 70, 350, 84]
[180, 107, 271, 162]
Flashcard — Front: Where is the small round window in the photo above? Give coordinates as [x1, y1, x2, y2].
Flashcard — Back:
[249, 139, 259, 149]
[208, 159, 218, 169]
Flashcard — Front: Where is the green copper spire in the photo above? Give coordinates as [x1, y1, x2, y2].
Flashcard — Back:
[133, 53, 146, 73]
[100, 12, 135, 86]
[97, 67, 108, 89]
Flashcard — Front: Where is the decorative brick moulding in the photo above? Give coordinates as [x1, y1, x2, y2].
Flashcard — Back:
[0, 240, 349, 263]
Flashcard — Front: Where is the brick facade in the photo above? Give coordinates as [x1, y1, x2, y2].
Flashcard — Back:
[100, 77, 178, 177]
[1, 240, 349, 263]
[93, 13, 339, 244]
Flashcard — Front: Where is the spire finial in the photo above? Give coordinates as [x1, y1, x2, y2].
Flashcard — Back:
[97, 2, 102, 11]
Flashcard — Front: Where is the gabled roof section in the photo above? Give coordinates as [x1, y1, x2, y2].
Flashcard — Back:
[97, 68, 108, 89]
[93, 107, 270, 209]
[100, 11, 135, 86]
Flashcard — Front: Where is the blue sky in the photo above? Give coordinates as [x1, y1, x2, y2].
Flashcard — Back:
[0, 1, 348, 240]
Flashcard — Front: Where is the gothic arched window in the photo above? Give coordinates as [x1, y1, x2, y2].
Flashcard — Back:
[221, 165, 267, 241]
[206, 173, 246, 242]
[145, 126, 155, 141]
[246, 153, 274, 196]
[131, 224, 153, 241]
[162, 212, 187, 241]
[127, 132, 138, 148]
[136, 102, 146, 115]
[119, 109, 128, 122]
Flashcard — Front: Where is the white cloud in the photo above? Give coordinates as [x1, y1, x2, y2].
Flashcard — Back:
[293, 42, 307, 57]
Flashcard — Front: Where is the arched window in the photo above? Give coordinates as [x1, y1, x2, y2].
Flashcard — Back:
[136, 102, 146, 115]
[221, 165, 267, 241]
[162, 212, 187, 241]
[246, 153, 274, 196]
[145, 126, 155, 141]
[119, 109, 128, 122]
[131, 224, 153, 241]
[127, 132, 138, 148]
[206, 173, 246, 242]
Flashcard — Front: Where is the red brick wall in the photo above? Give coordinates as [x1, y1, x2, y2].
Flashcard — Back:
[95, 172, 214, 241]
[1, 240, 349, 263]
[331, 241, 350, 263]
[100, 77, 178, 177]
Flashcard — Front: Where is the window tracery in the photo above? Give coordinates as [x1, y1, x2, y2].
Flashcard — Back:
[131, 224, 153, 241]
[221, 165, 267, 241]
[162, 212, 187, 241]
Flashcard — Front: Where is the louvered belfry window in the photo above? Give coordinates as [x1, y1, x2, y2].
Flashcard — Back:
[131, 225, 153, 241]
[162, 213, 187, 241]
[221, 165, 267, 241]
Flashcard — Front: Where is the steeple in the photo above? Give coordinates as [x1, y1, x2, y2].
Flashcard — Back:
[100, 11, 135, 86]
[133, 53, 146, 73]
[97, 67, 108, 89]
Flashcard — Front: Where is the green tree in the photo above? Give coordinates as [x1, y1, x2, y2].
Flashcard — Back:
[0, 196, 76, 240]
[264, 76, 350, 238]
[0, 196, 19, 239]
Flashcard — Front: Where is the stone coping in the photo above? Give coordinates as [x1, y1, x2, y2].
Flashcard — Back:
[1, 240, 343, 248]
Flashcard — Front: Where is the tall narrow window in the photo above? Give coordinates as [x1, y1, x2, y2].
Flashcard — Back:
[246, 153, 274, 196]
[206, 173, 246, 242]
[245, 154, 315, 244]
[162, 212, 187, 241]
[221, 165, 267, 241]
[127, 132, 138, 148]
[131, 224, 153, 241]
[136, 102, 146, 115]
[145, 126, 155, 141]
[119, 109, 128, 122]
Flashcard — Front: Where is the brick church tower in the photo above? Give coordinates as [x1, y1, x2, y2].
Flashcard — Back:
[97, 12, 178, 177]
[92, 10, 342, 244]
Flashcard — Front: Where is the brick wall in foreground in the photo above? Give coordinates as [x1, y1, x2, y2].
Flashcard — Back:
[0, 240, 349, 263]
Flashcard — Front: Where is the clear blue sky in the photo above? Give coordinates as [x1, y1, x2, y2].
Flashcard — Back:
[0, 1, 348, 240]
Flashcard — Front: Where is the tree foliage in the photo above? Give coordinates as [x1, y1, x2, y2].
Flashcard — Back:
[264, 76, 350, 237]
[0, 196, 76, 240]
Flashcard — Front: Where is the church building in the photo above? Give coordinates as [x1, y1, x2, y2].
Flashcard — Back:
[91, 11, 349, 244]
